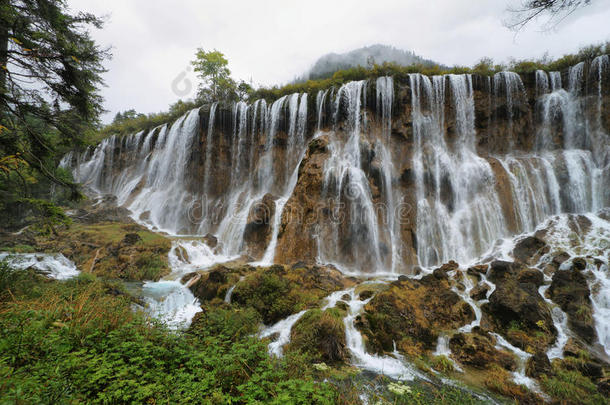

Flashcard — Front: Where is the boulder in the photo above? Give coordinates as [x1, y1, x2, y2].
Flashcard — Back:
[483, 261, 556, 351]
[286, 308, 347, 363]
[470, 283, 490, 301]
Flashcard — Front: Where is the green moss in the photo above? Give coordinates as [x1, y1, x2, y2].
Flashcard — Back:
[231, 265, 348, 324]
[286, 308, 347, 364]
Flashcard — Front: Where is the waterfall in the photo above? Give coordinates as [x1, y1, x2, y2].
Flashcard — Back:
[65, 56, 609, 273]
[411, 73, 506, 267]
[318, 80, 387, 272]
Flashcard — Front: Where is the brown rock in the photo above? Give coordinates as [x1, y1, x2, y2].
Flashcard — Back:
[470, 283, 490, 301]
[525, 351, 552, 378]
[449, 332, 517, 371]
[512, 236, 549, 265]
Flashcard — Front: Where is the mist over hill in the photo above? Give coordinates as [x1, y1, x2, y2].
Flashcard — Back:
[300, 44, 442, 81]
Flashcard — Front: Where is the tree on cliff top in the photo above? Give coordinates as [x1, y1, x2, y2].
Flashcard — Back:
[507, 0, 592, 31]
[191, 48, 237, 103]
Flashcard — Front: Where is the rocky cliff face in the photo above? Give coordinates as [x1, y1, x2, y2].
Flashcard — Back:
[62, 55, 610, 274]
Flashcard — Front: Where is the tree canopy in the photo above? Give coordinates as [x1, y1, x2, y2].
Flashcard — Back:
[507, 0, 592, 30]
[0, 0, 109, 228]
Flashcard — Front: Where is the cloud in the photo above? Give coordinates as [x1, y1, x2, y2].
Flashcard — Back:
[66, 0, 610, 123]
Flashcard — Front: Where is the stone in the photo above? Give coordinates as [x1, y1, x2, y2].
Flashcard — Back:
[572, 257, 587, 271]
[525, 351, 552, 378]
[517, 268, 544, 286]
[243, 194, 276, 259]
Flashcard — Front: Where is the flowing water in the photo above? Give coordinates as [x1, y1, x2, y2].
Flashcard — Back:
[0, 252, 80, 279]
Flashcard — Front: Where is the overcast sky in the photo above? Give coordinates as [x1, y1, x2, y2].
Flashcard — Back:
[66, 0, 610, 123]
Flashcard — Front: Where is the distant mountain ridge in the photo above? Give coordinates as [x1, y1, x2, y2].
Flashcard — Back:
[301, 44, 441, 81]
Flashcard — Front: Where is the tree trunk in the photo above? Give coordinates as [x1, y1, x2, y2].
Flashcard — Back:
[0, 0, 9, 100]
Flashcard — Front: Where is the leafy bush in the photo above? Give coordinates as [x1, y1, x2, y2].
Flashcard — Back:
[0, 268, 339, 404]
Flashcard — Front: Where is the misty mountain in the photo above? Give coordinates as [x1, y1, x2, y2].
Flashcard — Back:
[301, 44, 441, 81]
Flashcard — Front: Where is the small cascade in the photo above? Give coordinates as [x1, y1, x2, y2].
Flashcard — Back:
[259, 310, 308, 357]
[491, 332, 543, 394]
[141, 280, 201, 329]
[539, 284, 569, 360]
[224, 276, 244, 304]
[328, 287, 418, 380]
[433, 334, 463, 372]
[493, 71, 526, 143]
[0, 252, 80, 279]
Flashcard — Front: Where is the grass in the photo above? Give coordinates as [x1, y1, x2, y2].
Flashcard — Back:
[541, 369, 606, 405]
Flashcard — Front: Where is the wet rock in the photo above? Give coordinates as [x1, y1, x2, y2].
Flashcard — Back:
[359, 275, 475, 353]
[243, 193, 276, 259]
[359, 290, 375, 300]
[470, 283, 490, 301]
[439, 260, 459, 272]
[202, 233, 217, 248]
[512, 236, 549, 265]
[549, 265, 597, 343]
[184, 265, 231, 302]
[572, 257, 587, 271]
[467, 264, 488, 279]
[449, 332, 517, 371]
[525, 351, 552, 378]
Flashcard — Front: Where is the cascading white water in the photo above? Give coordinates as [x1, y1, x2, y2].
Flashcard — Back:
[410, 73, 507, 267]
[0, 252, 80, 279]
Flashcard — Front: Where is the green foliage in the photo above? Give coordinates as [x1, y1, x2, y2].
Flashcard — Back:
[94, 98, 201, 140]
[0, 0, 109, 196]
[541, 367, 606, 405]
[18, 198, 71, 235]
[191, 48, 237, 103]
[0, 267, 339, 404]
[232, 269, 297, 324]
[431, 355, 455, 373]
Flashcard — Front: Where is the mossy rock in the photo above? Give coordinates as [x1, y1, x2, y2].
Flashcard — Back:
[285, 308, 347, 364]
[35, 222, 172, 281]
[357, 273, 475, 355]
[231, 264, 354, 324]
